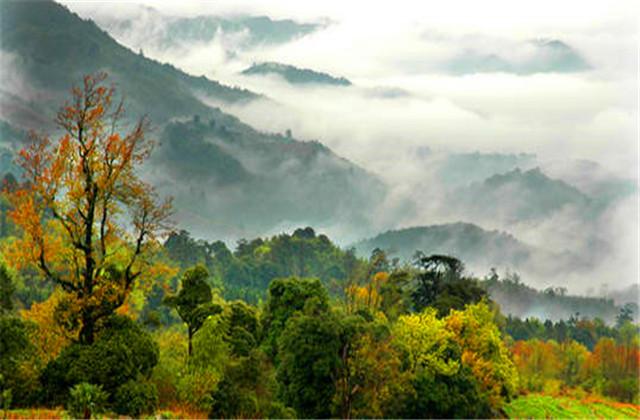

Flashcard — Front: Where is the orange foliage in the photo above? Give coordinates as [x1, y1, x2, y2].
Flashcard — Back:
[582, 337, 640, 381]
[5, 409, 64, 419]
[4, 73, 174, 344]
[346, 271, 389, 313]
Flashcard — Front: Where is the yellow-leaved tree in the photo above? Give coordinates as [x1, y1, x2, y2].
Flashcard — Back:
[5, 72, 173, 344]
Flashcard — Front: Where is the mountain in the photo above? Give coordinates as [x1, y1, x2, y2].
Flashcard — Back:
[352, 222, 598, 288]
[91, 6, 320, 50]
[149, 117, 385, 237]
[0, 0, 257, 127]
[425, 151, 537, 189]
[242, 62, 352, 86]
[541, 159, 637, 209]
[353, 222, 533, 269]
[446, 38, 591, 75]
[0, 0, 386, 240]
[451, 167, 594, 224]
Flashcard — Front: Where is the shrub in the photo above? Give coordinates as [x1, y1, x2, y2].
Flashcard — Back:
[151, 329, 188, 407]
[266, 401, 296, 419]
[114, 380, 159, 417]
[41, 315, 159, 405]
[66, 383, 108, 419]
[0, 316, 39, 406]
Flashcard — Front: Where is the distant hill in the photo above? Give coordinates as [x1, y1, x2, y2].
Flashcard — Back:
[427, 151, 537, 188]
[484, 275, 622, 322]
[353, 222, 532, 269]
[242, 62, 352, 86]
[451, 167, 594, 224]
[541, 159, 637, 210]
[446, 38, 591, 75]
[351, 221, 599, 285]
[0, 0, 386, 240]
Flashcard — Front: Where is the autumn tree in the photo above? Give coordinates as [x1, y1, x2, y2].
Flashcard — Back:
[5, 73, 172, 344]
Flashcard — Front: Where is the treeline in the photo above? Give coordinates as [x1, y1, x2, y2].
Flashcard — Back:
[163, 227, 359, 304]
[485, 270, 624, 323]
[512, 333, 639, 402]
[1, 177, 632, 325]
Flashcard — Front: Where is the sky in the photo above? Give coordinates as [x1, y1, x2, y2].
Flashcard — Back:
[58, 0, 639, 292]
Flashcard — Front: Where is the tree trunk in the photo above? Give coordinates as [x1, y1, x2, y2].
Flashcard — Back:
[188, 327, 193, 357]
[79, 310, 95, 345]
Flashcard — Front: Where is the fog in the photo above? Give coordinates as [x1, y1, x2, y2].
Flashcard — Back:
[59, 0, 638, 295]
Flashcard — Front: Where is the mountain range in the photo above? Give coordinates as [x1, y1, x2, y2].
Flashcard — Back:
[89, 5, 321, 51]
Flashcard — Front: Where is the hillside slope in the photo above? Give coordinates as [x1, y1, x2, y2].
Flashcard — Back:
[451, 167, 594, 224]
[353, 222, 532, 268]
[0, 0, 257, 126]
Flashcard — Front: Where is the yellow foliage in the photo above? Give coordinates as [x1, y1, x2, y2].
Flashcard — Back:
[20, 289, 76, 364]
[445, 302, 519, 409]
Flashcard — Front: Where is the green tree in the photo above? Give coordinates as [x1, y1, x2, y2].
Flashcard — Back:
[180, 313, 229, 411]
[164, 265, 222, 356]
[0, 263, 15, 313]
[333, 313, 409, 419]
[66, 382, 108, 420]
[0, 316, 37, 406]
[41, 315, 159, 406]
[209, 349, 286, 419]
[277, 299, 342, 418]
[226, 300, 260, 357]
[262, 277, 329, 359]
[445, 302, 519, 412]
[411, 254, 487, 316]
[616, 303, 635, 328]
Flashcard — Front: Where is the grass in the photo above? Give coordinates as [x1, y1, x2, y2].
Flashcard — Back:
[6, 396, 638, 419]
[3, 406, 209, 419]
[505, 393, 640, 419]
[3, 408, 63, 419]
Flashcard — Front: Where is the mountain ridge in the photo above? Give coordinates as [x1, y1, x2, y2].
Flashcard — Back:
[242, 62, 352, 86]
